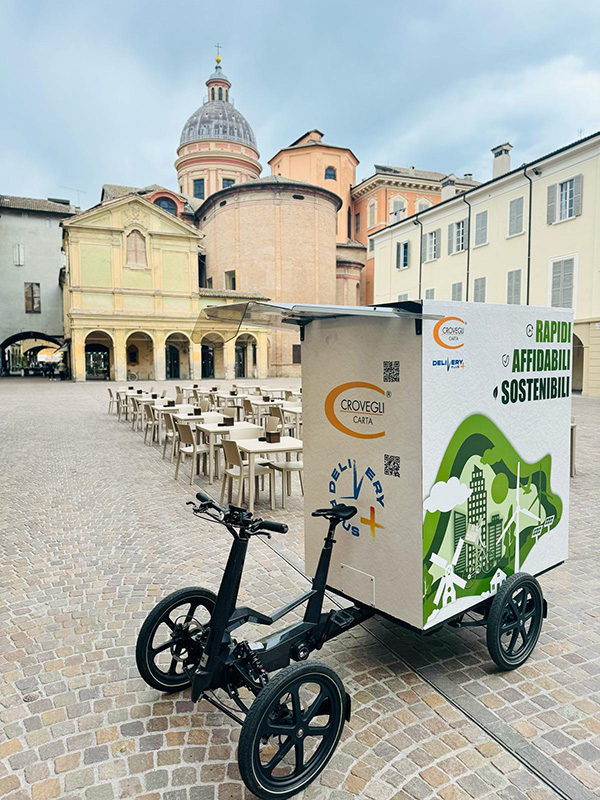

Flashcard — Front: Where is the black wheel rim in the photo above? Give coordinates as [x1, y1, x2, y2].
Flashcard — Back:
[146, 596, 213, 686]
[252, 674, 343, 792]
[497, 581, 542, 664]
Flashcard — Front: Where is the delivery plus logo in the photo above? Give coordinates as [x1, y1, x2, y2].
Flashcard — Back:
[324, 381, 386, 439]
[328, 457, 385, 539]
[433, 316, 466, 349]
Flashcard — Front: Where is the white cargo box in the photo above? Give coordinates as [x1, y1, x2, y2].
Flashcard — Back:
[202, 300, 572, 631]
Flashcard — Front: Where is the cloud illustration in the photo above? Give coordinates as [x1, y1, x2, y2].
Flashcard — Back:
[424, 477, 472, 514]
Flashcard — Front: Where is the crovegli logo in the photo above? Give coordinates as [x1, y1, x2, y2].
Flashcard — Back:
[433, 316, 466, 349]
[324, 381, 386, 439]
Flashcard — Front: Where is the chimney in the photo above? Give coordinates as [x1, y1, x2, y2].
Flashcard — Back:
[491, 143, 513, 178]
[463, 173, 473, 181]
[441, 174, 456, 202]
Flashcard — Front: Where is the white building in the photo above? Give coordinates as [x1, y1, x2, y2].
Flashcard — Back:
[0, 195, 78, 373]
[372, 132, 600, 396]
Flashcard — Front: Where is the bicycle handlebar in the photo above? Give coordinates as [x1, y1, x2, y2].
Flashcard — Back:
[258, 520, 289, 534]
[191, 492, 287, 536]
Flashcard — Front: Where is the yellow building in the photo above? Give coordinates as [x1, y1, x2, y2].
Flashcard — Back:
[62, 193, 269, 382]
[372, 132, 600, 396]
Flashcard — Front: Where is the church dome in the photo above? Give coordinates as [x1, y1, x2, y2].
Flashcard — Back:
[179, 100, 257, 150]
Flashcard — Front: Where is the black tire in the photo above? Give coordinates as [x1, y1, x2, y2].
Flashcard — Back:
[238, 661, 346, 800]
[136, 586, 216, 692]
[486, 572, 544, 670]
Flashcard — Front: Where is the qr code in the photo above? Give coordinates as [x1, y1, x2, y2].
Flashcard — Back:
[383, 360, 400, 382]
[384, 454, 401, 478]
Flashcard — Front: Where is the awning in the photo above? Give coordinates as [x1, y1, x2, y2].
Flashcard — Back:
[192, 301, 440, 343]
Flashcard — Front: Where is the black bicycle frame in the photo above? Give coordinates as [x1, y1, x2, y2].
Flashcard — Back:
[190, 517, 374, 703]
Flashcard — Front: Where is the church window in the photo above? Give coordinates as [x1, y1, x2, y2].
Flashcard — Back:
[126, 230, 148, 267]
[225, 90, 229, 101]
[355, 213, 360, 234]
[222, 178, 235, 189]
[193, 179, 205, 199]
[154, 196, 177, 215]
[218, 87, 223, 100]
[324, 166, 336, 180]
[211, 88, 215, 100]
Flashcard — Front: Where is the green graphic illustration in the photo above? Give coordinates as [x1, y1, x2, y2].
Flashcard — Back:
[423, 414, 562, 626]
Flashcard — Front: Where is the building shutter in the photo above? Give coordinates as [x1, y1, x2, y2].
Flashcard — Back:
[551, 261, 562, 307]
[403, 241, 409, 268]
[509, 197, 524, 235]
[474, 277, 486, 302]
[434, 229, 441, 259]
[452, 282, 462, 301]
[547, 184, 557, 224]
[448, 224, 454, 255]
[552, 258, 574, 307]
[507, 269, 522, 304]
[464, 217, 470, 249]
[395, 242, 401, 269]
[421, 233, 427, 263]
[572, 174, 583, 217]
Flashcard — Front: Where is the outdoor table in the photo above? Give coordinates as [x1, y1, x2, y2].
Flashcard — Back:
[250, 398, 283, 425]
[215, 392, 249, 420]
[195, 420, 262, 484]
[236, 436, 303, 512]
[152, 404, 191, 444]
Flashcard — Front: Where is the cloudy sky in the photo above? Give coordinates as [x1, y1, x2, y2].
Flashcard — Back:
[1, 0, 599, 207]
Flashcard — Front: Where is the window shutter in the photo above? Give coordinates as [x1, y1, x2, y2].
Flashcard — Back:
[547, 184, 557, 224]
[572, 174, 583, 217]
[421, 233, 427, 263]
[474, 277, 485, 302]
[509, 197, 523, 235]
[452, 282, 462, 301]
[448, 224, 454, 255]
[13, 244, 18, 265]
[395, 242, 401, 269]
[507, 269, 521, 304]
[562, 258, 574, 306]
[434, 229, 441, 259]
[404, 241, 409, 268]
[464, 217, 470, 249]
[551, 262, 562, 307]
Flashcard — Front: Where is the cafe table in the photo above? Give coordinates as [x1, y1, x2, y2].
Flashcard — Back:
[237, 436, 303, 512]
[194, 420, 262, 484]
[151, 404, 192, 444]
[249, 397, 283, 425]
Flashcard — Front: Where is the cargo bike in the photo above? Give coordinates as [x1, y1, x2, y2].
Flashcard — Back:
[136, 300, 572, 799]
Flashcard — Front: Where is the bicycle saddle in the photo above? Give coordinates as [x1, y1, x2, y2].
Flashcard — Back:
[312, 504, 357, 521]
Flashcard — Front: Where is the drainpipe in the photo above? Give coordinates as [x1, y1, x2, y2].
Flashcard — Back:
[414, 216, 423, 298]
[524, 166, 533, 305]
[462, 194, 472, 301]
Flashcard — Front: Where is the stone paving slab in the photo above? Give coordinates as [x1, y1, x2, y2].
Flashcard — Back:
[2, 379, 593, 799]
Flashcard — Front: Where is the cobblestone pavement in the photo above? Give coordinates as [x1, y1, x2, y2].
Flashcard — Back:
[0, 378, 597, 800]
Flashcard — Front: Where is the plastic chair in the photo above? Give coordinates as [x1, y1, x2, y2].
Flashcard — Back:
[143, 403, 159, 445]
[162, 412, 178, 462]
[161, 389, 167, 398]
[107, 388, 117, 415]
[174, 422, 210, 485]
[243, 398, 255, 423]
[270, 457, 304, 508]
[264, 415, 280, 433]
[176, 389, 184, 405]
[220, 439, 274, 509]
[130, 397, 142, 431]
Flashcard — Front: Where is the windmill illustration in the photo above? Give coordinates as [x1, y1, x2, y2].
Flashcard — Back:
[431, 539, 467, 607]
[497, 461, 540, 575]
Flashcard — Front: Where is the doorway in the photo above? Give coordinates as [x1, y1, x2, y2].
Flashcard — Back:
[166, 345, 180, 380]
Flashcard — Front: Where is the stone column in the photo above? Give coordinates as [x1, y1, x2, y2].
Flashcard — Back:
[114, 330, 128, 384]
[154, 331, 166, 381]
[71, 328, 86, 382]
[191, 338, 203, 380]
[224, 339, 236, 380]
